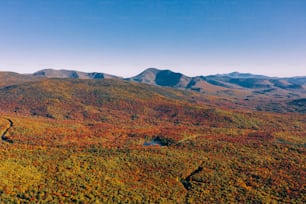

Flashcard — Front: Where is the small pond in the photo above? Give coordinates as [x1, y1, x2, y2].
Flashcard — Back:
[143, 139, 163, 146]
[143, 137, 173, 147]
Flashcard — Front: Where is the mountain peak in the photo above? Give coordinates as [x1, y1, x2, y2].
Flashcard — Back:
[129, 68, 191, 88]
[142, 67, 161, 73]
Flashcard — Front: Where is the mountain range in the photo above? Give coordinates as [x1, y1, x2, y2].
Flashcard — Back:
[1, 67, 306, 91]
[0, 68, 305, 113]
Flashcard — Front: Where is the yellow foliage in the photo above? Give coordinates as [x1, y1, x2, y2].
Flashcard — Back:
[0, 160, 42, 193]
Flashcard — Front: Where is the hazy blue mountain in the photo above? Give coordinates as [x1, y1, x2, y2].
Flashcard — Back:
[210, 72, 273, 79]
[33, 69, 118, 79]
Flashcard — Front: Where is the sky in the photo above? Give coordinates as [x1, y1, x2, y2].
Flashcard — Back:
[0, 0, 305, 77]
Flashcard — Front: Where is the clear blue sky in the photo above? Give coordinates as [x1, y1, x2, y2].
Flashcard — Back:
[0, 0, 305, 77]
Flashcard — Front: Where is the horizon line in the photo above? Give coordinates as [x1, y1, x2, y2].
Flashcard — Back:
[0, 67, 305, 78]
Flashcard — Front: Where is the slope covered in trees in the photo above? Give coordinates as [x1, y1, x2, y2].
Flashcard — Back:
[0, 77, 305, 203]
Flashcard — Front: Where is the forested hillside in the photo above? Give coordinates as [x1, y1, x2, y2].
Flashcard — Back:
[0, 74, 305, 203]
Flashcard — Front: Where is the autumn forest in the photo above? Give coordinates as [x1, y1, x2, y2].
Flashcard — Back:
[0, 69, 305, 203]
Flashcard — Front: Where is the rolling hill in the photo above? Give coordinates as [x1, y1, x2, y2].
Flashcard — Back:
[0, 78, 262, 128]
[0, 77, 304, 134]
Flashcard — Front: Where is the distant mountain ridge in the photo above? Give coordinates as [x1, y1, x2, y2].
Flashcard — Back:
[1, 68, 305, 91]
[211, 72, 273, 79]
[0, 68, 305, 113]
[127, 68, 306, 92]
[33, 69, 118, 79]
